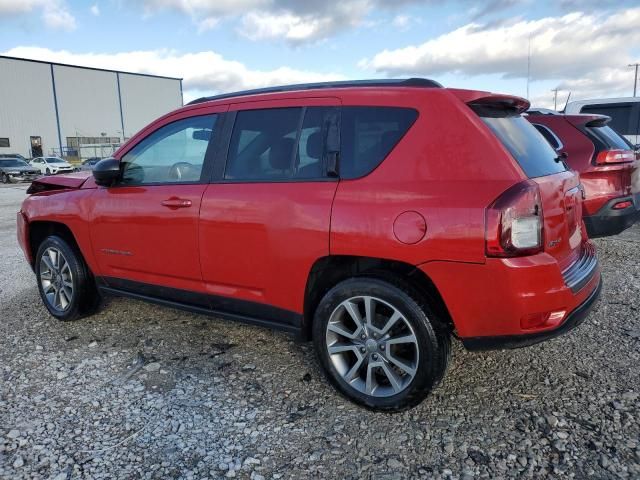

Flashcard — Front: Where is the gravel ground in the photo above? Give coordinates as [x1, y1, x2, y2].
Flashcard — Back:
[1, 182, 639, 479]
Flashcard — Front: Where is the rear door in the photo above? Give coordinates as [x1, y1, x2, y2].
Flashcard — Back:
[198, 98, 340, 323]
[478, 108, 585, 270]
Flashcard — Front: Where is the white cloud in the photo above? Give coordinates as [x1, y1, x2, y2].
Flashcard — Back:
[136, 0, 494, 44]
[391, 14, 411, 29]
[2, 46, 346, 102]
[361, 8, 640, 101]
[0, 0, 77, 31]
[90, 4, 100, 16]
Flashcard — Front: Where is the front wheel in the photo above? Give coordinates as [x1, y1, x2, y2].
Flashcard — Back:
[313, 277, 451, 412]
[1, 173, 9, 184]
[35, 235, 99, 321]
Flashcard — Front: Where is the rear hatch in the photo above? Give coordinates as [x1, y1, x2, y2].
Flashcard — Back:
[470, 99, 586, 272]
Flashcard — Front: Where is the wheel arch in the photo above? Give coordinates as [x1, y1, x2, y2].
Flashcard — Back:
[302, 255, 454, 341]
[29, 221, 82, 268]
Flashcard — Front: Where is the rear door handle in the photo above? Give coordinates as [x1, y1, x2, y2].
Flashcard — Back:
[161, 197, 192, 208]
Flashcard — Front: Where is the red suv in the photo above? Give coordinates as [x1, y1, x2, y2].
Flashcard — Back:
[17, 79, 602, 411]
[527, 109, 640, 237]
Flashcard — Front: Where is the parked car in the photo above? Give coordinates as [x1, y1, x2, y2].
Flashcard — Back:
[0, 157, 40, 183]
[526, 109, 640, 237]
[0, 153, 29, 161]
[79, 157, 102, 171]
[17, 79, 601, 411]
[30, 156, 75, 175]
[565, 97, 640, 146]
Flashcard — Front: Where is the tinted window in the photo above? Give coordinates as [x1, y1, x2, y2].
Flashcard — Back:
[121, 115, 216, 185]
[476, 107, 565, 178]
[580, 104, 633, 135]
[586, 125, 633, 150]
[340, 107, 418, 179]
[0, 159, 28, 167]
[532, 124, 561, 150]
[225, 107, 328, 181]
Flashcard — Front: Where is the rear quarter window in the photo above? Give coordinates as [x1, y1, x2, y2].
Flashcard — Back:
[473, 106, 566, 178]
[340, 107, 418, 179]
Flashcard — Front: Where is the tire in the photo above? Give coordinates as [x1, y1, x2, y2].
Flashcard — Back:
[35, 235, 100, 321]
[313, 276, 451, 412]
[45, 168, 51, 175]
[1, 173, 9, 184]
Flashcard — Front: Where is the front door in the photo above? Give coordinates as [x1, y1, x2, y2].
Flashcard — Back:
[199, 99, 340, 323]
[89, 110, 225, 298]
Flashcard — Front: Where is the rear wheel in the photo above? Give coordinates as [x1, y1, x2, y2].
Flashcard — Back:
[35, 235, 99, 321]
[313, 277, 450, 411]
[1, 173, 9, 184]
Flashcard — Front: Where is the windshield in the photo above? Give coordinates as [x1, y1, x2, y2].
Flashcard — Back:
[473, 106, 566, 178]
[0, 159, 29, 168]
[46, 157, 66, 163]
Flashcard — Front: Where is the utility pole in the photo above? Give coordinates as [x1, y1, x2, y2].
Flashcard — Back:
[629, 63, 639, 97]
[551, 88, 559, 110]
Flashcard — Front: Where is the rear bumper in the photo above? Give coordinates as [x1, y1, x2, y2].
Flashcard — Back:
[461, 277, 602, 351]
[584, 193, 640, 238]
[419, 241, 601, 346]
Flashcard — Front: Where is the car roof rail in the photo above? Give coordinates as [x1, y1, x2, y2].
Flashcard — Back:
[186, 78, 443, 105]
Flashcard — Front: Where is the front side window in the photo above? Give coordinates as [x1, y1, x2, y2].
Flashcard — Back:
[121, 115, 217, 185]
[225, 107, 329, 181]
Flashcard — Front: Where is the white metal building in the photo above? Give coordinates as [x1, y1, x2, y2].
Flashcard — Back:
[0, 55, 183, 159]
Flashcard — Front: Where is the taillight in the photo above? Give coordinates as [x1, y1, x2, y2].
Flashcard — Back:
[595, 149, 635, 165]
[486, 180, 543, 257]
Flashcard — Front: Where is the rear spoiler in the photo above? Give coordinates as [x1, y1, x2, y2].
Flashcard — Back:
[448, 89, 530, 113]
[574, 114, 611, 128]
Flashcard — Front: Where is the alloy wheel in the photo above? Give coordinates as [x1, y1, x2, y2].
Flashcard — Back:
[39, 247, 74, 312]
[325, 295, 419, 397]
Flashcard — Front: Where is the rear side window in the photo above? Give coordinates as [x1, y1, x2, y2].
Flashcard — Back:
[585, 125, 632, 150]
[580, 103, 634, 135]
[225, 107, 330, 181]
[474, 106, 565, 178]
[340, 107, 418, 179]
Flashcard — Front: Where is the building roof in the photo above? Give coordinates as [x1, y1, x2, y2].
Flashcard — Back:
[0, 55, 182, 81]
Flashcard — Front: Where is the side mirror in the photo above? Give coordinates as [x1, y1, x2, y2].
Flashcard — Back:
[93, 158, 121, 186]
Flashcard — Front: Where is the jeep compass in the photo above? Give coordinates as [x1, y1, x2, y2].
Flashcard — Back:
[17, 79, 602, 411]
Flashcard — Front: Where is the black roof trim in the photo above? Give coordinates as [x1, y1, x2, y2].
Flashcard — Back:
[0, 55, 182, 81]
[187, 78, 442, 105]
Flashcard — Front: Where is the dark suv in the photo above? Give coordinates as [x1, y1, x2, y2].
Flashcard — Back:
[18, 80, 601, 410]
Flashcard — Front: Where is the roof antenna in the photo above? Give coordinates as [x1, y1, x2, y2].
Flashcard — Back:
[562, 92, 571, 113]
[526, 33, 532, 99]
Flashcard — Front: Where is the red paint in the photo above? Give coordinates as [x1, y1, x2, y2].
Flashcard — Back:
[393, 211, 427, 245]
[526, 113, 640, 218]
[17, 84, 601, 345]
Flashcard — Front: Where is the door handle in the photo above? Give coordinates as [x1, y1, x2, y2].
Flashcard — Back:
[161, 197, 192, 208]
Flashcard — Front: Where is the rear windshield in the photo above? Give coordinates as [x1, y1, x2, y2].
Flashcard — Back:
[580, 103, 636, 136]
[585, 125, 633, 151]
[473, 106, 566, 178]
